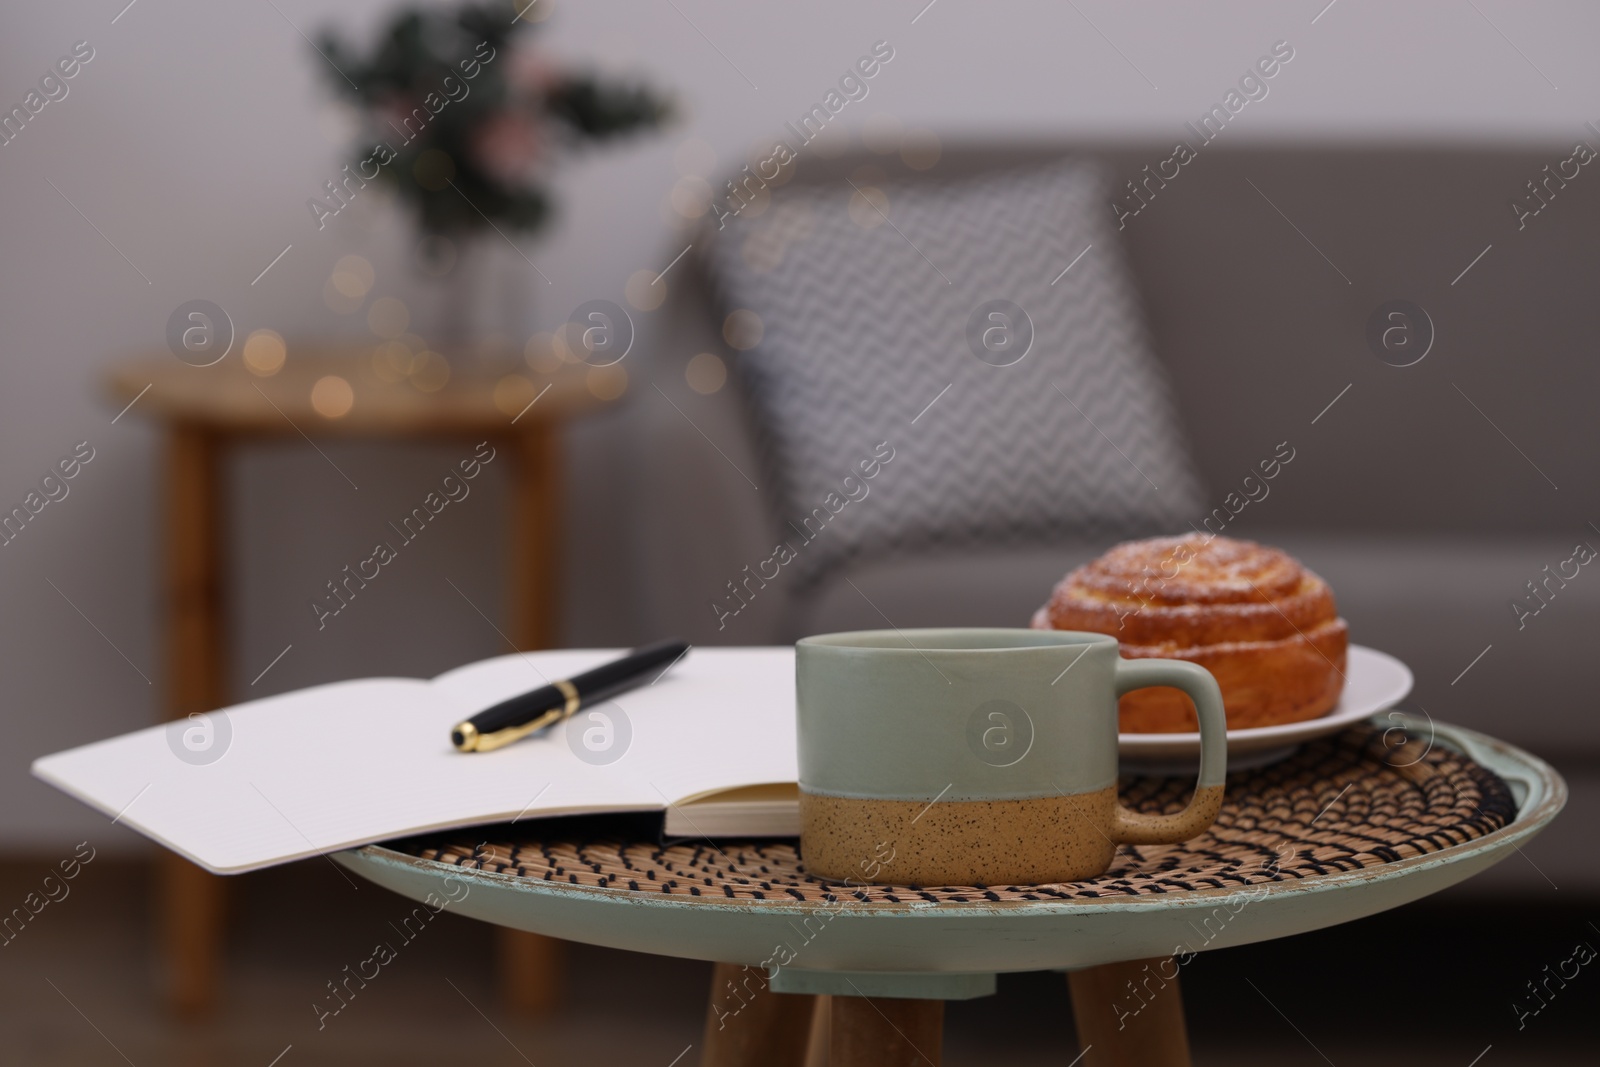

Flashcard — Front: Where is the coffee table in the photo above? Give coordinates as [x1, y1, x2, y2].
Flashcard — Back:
[336, 719, 1563, 1065]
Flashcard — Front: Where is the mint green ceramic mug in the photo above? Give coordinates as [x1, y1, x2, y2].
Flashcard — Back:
[796, 628, 1227, 886]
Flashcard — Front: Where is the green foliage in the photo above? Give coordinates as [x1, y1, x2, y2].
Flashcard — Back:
[317, 0, 670, 236]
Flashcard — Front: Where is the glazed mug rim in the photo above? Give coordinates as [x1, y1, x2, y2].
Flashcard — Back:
[797, 627, 1117, 654]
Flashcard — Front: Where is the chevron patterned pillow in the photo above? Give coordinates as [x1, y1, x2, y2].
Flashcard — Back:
[704, 158, 1204, 588]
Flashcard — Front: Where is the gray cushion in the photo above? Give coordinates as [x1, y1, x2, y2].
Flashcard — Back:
[703, 159, 1204, 587]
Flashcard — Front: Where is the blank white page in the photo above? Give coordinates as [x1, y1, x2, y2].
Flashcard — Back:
[32, 647, 797, 874]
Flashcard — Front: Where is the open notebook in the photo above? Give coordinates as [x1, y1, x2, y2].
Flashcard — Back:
[33, 648, 800, 874]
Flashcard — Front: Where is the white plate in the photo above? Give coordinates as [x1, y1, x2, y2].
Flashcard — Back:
[1118, 645, 1413, 768]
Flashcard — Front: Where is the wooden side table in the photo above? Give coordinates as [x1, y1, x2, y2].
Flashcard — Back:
[108, 343, 613, 1015]
[337, 719, 1564, 1064]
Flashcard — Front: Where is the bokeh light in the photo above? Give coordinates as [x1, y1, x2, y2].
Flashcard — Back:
[586, 364, 628, 400]
[524, 331, 563, 374]
[331, 255, 374, 299]
[409, 350, 451, 392]
[310, 375, 354, 418]
[371, 340, 414, 383]
[242, 329, 287, 377]
[493, 373, 540, 416]
[670, 176, 712, 218]
[686, 352, 727, 395]
[848, 186, 889, 229]
[625, 269, 667, 311]
[367, 296, 409, 339]
[723, 309, 764, 350]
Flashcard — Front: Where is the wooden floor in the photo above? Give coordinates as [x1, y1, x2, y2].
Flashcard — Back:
[0, 857, 1593, 1066]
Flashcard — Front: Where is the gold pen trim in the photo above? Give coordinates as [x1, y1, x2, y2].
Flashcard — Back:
[454, 678, 584, 753]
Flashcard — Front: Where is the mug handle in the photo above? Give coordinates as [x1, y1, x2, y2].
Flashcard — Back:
[1110, 658, 1228, 845]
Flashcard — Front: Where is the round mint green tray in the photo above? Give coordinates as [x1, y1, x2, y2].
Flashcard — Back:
[335, 719, 1562, 997]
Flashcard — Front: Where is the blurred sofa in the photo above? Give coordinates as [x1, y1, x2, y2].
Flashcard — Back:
[621, 142, 1599, 893]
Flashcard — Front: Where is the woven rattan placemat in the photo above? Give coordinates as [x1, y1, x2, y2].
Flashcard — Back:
[395, 725, 1516, 903]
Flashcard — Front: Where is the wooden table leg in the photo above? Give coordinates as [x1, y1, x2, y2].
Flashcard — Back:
[496, 926, 565, 1017]
[830, 994, 942, 1067]
[701, 963, 818, 1067]
[506, 424, 561, 652]
[1067, 958, 1192, 1067]
[156, 851, 225, 1017]
[498, 424, 566, 1014]
[803, 995, 830, 1067]
[159, 425, 229, 1015]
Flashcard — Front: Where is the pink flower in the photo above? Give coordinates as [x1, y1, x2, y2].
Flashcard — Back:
[470, 111, 543, 185]
[508, 47, 562, 93]
[374, 93, 420, 140]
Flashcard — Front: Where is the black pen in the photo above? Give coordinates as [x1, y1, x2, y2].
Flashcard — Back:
[451, 640, 691, 753]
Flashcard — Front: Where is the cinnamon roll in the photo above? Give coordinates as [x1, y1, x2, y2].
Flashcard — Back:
[1032, 535, 1347, 732]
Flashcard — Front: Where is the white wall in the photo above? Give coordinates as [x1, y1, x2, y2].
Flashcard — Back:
[1, 0, 1594, 849]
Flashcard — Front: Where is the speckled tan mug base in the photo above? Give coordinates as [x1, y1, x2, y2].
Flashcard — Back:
[800, 786, 1123, 887]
